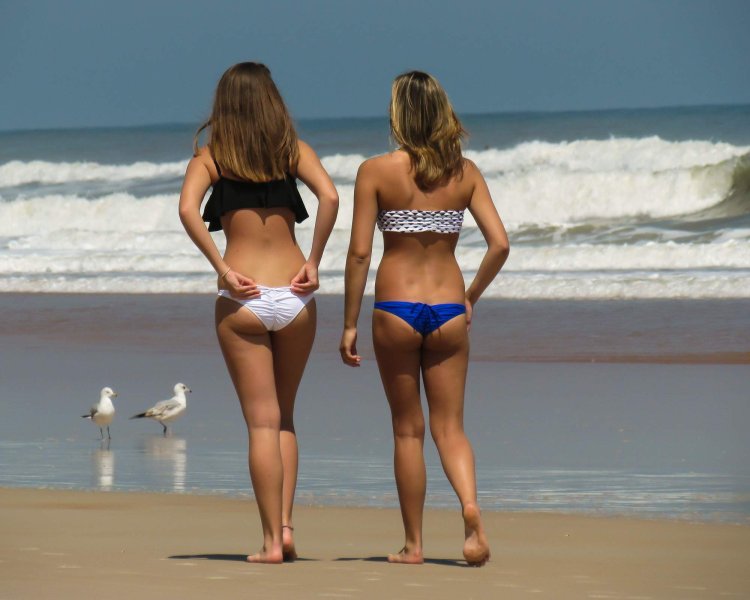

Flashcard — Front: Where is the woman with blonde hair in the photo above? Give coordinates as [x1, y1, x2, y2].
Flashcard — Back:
[340, 71, 508, 566]
[179, 62, 338, 563]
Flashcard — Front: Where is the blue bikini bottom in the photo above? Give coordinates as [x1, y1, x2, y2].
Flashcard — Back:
[374, 301, 467, 336]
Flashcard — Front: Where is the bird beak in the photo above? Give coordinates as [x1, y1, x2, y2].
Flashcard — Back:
[113, 392, 119, 397]
[187, 388, 192, 393]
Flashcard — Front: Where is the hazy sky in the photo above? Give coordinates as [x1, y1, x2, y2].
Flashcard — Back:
[1, 0, 749, 130]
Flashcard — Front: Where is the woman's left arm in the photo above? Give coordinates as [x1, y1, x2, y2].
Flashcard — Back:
[290, 140, 339, 294]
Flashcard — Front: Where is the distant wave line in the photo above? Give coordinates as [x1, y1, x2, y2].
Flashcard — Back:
[2, 137, 748, 187]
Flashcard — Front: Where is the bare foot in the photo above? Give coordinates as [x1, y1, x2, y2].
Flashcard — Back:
[462, 503, 490, 567]
[246, 545, 283, 564]
[282, 525, 298, 561]
[387, 546, 424, 564]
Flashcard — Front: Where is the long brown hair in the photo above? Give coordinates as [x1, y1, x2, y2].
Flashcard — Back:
[390, 71, 466, 190]
[194, 62, 299, 181]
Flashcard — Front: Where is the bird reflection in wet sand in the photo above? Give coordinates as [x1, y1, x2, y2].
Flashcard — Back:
[142, 436, 187, 492]
[92, 442, 114, 490]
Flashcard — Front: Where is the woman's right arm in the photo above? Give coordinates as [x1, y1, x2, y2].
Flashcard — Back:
[177, 153, 258, 298]
[340, 159, 379, 367]
[464, 160, 510, 325]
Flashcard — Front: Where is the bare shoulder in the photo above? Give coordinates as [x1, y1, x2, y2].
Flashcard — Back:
[191, 146, 219, 180]
[357, 155, 378, 174]
[180, 147, 215, 197]
[460, 158, 485, 191]
[192, 146, 214, 170]
[294, 139, 323, 176]
[358, 151, 407, 177]
[194, 145, 212, 162]
[461, 157, 482, 179]
[297, 138, 316, 158]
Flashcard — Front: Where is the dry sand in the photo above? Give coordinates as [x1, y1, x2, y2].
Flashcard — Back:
[1, 487, 748, 599]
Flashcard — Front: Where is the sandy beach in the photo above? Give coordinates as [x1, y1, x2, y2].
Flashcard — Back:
[2, 487, 749, 599]
[1, 293, 749, 598]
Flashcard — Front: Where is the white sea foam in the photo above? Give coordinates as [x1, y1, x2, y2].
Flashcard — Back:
[0, 153, 362, 188]
[0, 160, 188, 187]
[481, 159, 737, 224]
[478, 270, 750, 300]
[0, 269, 747, 299]
[5, 236, 749, 275]
[0, 193, 182, 235]
[455, 240, 750, 272]
[1, 190, 749, 298]
[320, 153, 367, 181]
[1, 137, 748, 298]
[465, 137, 749, 174]
[2, 137, 748, 225]
[3, 219, 749, 298]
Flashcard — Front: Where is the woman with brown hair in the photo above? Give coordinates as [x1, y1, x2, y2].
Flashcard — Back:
[179, 62, 338, 563]
[340, 71, 508, 566]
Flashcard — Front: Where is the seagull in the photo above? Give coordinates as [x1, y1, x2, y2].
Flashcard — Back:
[82, 387, 118, 440]
[131, 383, 190, 436]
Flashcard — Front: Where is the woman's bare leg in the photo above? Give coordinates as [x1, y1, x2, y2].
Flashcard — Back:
[216, 298, 283, 564]
[269, 300, 317, 560]
[422, 316, 490, 566]
[373, 310, 426, 564]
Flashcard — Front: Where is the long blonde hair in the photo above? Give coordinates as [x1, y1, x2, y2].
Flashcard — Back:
[194, 62, 299, 181]
[390, 71, 466, 190]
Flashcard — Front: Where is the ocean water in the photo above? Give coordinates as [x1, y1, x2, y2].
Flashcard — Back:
[1, 105, 749, 298]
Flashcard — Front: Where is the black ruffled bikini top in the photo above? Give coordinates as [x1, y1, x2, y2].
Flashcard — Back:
[202, 160, 309, 232]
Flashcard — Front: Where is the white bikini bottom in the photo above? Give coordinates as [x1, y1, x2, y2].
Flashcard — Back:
[218, 286, 313, 331]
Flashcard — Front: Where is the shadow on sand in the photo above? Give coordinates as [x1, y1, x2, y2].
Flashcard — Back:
[169, 553, 317, 562]
[335, 556, 467, 567]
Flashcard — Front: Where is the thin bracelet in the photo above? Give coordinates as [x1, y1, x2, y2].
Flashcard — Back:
[220, 266, 231, 279]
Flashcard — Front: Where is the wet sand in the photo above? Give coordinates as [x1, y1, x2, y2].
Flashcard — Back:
[1, 293, 748, 363]
[1, 293, 749, 597]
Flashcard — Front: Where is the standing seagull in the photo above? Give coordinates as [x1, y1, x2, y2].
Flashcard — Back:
[82, 387, 118, 440]
[131, 383, 190, 436]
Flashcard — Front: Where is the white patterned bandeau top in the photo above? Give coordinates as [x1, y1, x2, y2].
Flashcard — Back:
[377, 209, 464, 234]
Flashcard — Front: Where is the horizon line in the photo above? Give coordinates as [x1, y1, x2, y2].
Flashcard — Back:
[1, 101, 749, 135]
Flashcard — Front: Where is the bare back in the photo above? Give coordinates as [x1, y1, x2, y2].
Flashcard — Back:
[198, 151, 307, 288]
[221, 208, 306, 288]
[371, 151, 475, 304]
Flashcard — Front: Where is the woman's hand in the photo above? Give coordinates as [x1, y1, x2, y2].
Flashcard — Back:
[223, 269, 260, 299]
[290, 261, 319, 295]
[464, 297, 474, 332]
[339, 327, 361, 367]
